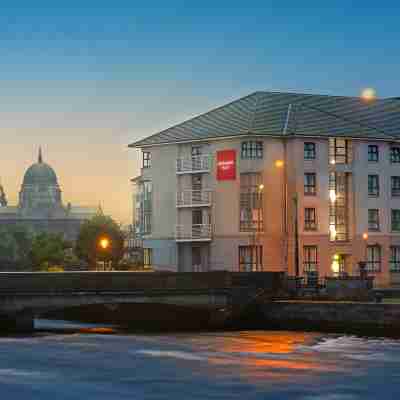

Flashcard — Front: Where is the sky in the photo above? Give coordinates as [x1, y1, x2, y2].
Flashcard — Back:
[1, 0, 399, 223]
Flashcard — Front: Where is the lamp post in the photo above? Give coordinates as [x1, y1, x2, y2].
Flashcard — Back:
[98, 236, 111, 271]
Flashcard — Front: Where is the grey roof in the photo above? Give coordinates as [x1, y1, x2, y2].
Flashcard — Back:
[129, 91, 400, 147]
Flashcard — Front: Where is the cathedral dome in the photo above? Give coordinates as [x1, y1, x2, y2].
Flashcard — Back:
[22, 148, 58, 186]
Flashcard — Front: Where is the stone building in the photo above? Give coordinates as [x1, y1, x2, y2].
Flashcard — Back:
[0, 148, 96, 241]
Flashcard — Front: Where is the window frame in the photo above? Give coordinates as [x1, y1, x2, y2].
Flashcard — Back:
[390, 246, 400, 272]
[142, 151, 152, 169]
[304, 173, 317, 196]
[366, 245, 381, 273]
[241, 141, 263, 160]
[304, 142, 316, 160]
[368, 175, 380, 197]
[392, 176, 400, 197]
[143, 248, 152, 268]
[238, 245, 263, 272]
[303, 245, 318, 273]
[368, 145, 379, 162]
[368, 209, 380, 231]
[391, 147, 400, 164]
[304, 208, 317, 231]
[392, 209, 400, 232]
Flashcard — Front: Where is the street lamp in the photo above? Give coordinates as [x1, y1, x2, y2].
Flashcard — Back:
[98, 236, 111, 271]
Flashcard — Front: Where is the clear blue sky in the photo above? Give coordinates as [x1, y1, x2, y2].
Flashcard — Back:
[1, 1, 399, 222]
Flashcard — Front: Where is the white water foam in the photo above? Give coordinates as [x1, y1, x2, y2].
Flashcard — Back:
[135, 349, 206, 361]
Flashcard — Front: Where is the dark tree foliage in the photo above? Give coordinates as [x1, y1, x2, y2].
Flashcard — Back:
[75, 214, 124, 268]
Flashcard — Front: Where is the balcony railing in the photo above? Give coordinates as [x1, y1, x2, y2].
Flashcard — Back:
[175, 224, 212, 241]
[176, 155, 211, 174]
[176, 190, 212, 208]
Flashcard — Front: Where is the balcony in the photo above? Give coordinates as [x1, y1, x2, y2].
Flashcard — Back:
[176, 155, 212, 174]
[176, 190, 212, 208]
[175, 224, 212, 242]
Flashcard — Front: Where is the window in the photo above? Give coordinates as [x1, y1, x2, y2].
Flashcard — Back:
[366, 245, 381, 272]
[143, 151, 151, 168]
[143, 248, 152, 268]
[329, 138, 352, 164]
[368, 175, 379, 197]
[304, 208, 317, 231]
[368, 209, 380, 231]
[136, 181, 152, 235]
[368, 145, 379, 162]
[304, 142, 316, 160]
[392, 209, 400, 232]
[303, 246, 318, 272]
[304, 173, 316, 195]
[391, 147, 400, 163]
[191, 146, 202, 158]
[241, 141, 263, 159]
[390, 246, 400, 272]
[239, 245, 262, 271]
[240, 173, 263, 232]
[392, 177, 400, 197]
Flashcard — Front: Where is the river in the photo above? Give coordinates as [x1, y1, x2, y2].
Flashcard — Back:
[0, 319, 398, 399]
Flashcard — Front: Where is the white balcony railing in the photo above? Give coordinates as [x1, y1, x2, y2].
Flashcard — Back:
[176, 155, 211, 174]
[175, 224, 212, 241]
[176, 190, 212, 207]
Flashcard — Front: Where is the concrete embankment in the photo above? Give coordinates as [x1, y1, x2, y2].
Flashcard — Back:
[260, 301, 400, 337]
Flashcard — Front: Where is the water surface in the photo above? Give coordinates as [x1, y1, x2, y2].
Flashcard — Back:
[0, 320, 398, 399]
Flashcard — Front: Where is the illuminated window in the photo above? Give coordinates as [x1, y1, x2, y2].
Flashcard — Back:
[390, 246, 400, 272]
[368, 145, 379, 162]
[241, 141, 263, 159]
[240, 173, 263, 232]
[392, 177, 400, 197]
[391, 147, 400, 163]
[143, 248, 152, 268]
[239, 245, 262, 271]
[329, 138, 352, 164]
[368, 175, 379, 197]
[304, 208, 317, 231]
[304, 142, 316, 160]
[367, 245, 381, 272]
[143, 152, 152, 168]
[368, 209, 380, 231]
[304, 173, 316, 195]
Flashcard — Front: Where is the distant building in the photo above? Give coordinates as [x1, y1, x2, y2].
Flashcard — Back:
[130, 90, 400, 288]
[0, 148, 96, 240]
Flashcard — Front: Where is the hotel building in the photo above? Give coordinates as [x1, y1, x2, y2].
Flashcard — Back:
[129, 91, 400, 287]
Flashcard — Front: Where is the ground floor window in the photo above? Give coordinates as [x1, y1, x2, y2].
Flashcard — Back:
[239, 245, 262, 272]
[366, 245, 381, 272]
[143, 248, 152, 269]
[303, 246, 318, 272]
[390, 246, 400, 272]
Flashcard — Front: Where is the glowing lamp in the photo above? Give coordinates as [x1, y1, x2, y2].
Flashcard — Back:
[361, 88, 377, 102]
[275, 160, 284, 168]
[258, 184, 265, 191]
[99, 238, 110, 249]
[362, 233, 368, 240]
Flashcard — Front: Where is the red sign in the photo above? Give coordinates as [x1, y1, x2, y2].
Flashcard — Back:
[217, 150, 236, 180]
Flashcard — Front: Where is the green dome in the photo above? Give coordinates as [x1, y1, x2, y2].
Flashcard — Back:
[23, 162, 58, 185]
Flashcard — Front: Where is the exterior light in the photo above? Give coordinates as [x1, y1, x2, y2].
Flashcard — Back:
[362, 232, 368, 240]
[334, 253, 340, 261]
[329, 189, 337, 203]
[258, 184, 265, 191]
[330, 159, 336, 165]
[99, 237, 110, 249]
[361, 88, 377, 102]
[275, 160, 284, 168]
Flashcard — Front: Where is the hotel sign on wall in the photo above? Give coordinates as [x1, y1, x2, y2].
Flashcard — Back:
[216, 150, 236, 180]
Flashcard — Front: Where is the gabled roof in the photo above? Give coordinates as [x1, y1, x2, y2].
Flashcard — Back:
[129, 91, 400, 147]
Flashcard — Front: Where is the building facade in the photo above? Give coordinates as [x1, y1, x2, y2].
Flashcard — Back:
[130, 91, 400, 287]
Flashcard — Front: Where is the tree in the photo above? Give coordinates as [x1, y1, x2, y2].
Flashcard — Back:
[75, 214, 124, 269]
[30, 232, 69, 271]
